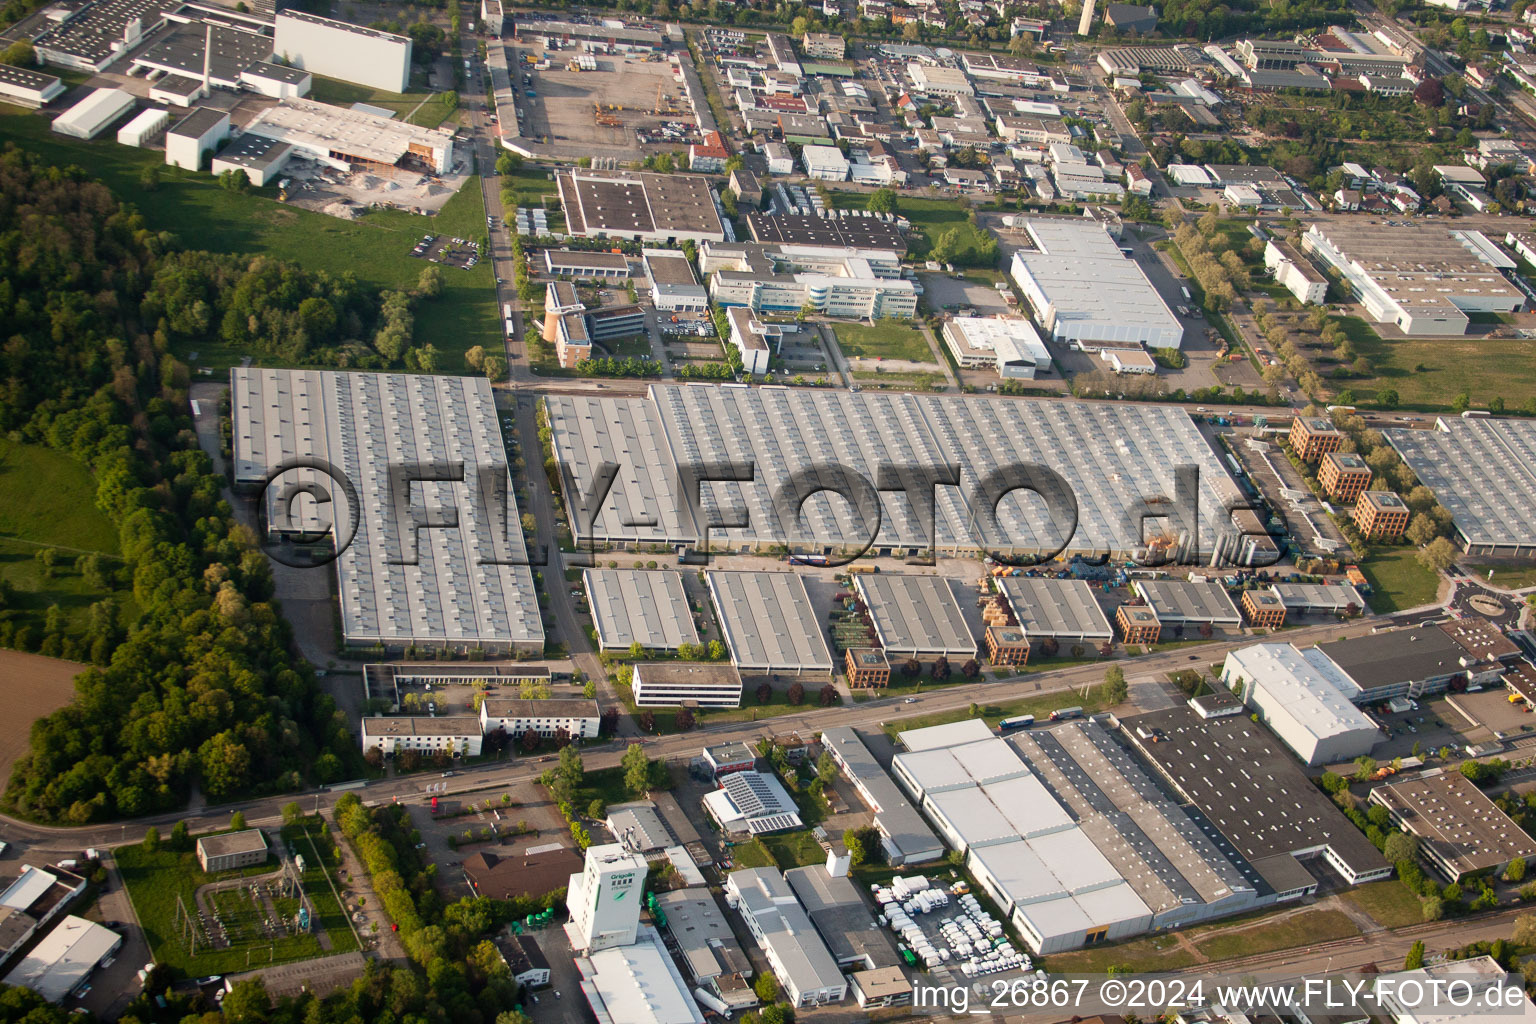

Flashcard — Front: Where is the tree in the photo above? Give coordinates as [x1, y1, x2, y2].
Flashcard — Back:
[281, 801, 304, 825]
[623, 742, 651, 797]
[1506, 856, 1527, 884]
[756, 682, 773, 705]
[1404, 940, 1426, 970]
[817, 750, 838, 784]
[675, 706, 696, 731]
[1513, 912, 1536, 947]
[1417, 537, 1458, 574]
[755, 973, 780, 1003]
[230, 810, 247, 830]
[142, 826, 160, 852]
[222, 979, 272, 1024]
[441, 90, 459, 111]
[639, 710, 656, 731]
[818, 683, 839, 706]
[1414, 78, 1445, 107]
[1406, 514, 1440, 547]
[139, 164, 161, 191]
[1103, 664, 1128, 705]
[867, 188, 898, 214]
[961, 658, 979, 678]
[483, 355, 508, 382]
[1384, 832, 1419, 865]
[1452, 390, 1472, 413]
[787, 682, 805, 705]
[1354, 755, 1378, 782]
[0, 40, 35, 67]
[171, 821, 190, 851]
[903, 656, 921, 677]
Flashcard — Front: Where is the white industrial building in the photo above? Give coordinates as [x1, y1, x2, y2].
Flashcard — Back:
[2, 916, 120, 1003]
[631, 663, 744, 708]
[210, 132, 294, 187]
[0, 64, 63, 107]
[821, 726, 945, 866]
[51, 87, 135, 140]
[725, 305, 777, 375]
[704, 770, 804, 834]
[1221, 643, 1380, 766]
[243, 98, 454, 176]
[940, 316, 1053, 378]
[907, 62, 974, 96]
[801, 144, 851, 181]
[701, 242, 917, 319]
[764, 142, 795, 175]
[566, 843, 648, 954]
[1264, 238, 1328, 305]
[575, 928, 705, 1024]
[164, 106, 229, 171]
[116, 106, 169, 147]
[230, 368, 543, 654]
[1302, 222, 1522, 335]
[893, 720, 1154, 954]
[274, 11, 412, 93]
[360, 716, 485, 757]
[240, 61, 312, 99]
[1011, 219, 1184, 350]
[478, 698, 601, 740]
[642, 248, 709, 312]
[725, 868, 848, 1007]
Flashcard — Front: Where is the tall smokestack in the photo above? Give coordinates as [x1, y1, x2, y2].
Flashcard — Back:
[1077, 0, 1097, 36]
[203, 21, 212, 88]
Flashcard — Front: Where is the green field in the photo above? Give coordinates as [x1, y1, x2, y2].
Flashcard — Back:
[0, 440, 119, 555]
[309, 76, 456, 128]
[117, 823, 356, 974]
[0, 441, 132, 645]
[1358, 547, 1441, 614]
[832, 321, 935, 363]
[827, 191, 993, 261]
[1339, 880, 1426, 929]
[758, 828, 827, 868]
[0, 103, 497, 371]
[1191, 908, 1357, 962]
[1466, 563, 1536, 589]
[1334, 316, 1536, 411]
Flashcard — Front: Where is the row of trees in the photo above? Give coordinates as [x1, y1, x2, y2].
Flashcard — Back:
[0, 148, 352, 822]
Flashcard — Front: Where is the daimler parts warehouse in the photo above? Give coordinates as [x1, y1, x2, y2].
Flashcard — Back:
[545, 383, 1274, 564]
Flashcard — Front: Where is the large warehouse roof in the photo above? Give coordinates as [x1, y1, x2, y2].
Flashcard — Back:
[1010, 218, 1183, 348]
[244, 98, 453, 169]
[583, 569, 699, 651]
[1371, 770, 1536, 879]
[3, 916, 119, 1003]
[1134, 579, 1242, 626]
[1386, 417, 1536, 553]
[557, 169, 725, 242]
[706, 571, 833, 672]
[1224, 643, 1377, 743]
[546, 385, 1250, 562]
[997, 577, 1114, 641]
[1121, 707, 1389, 892]
[1313, 623, 1465, 694]
[230, 368, 542, 652]
[892, 737, 1033, 798]
[854, 574, 976, 658]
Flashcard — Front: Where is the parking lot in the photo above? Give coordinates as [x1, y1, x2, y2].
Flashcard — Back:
[510, 45, 705, 162]
[411, 234, 483, 270]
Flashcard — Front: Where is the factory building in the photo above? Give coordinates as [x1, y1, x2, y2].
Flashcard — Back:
[724, 868, 848, 1007]
[820, 726, 944, 865]
[853, 574, 976, 660]
[1370, 770, 1536, 881]
[1385, 416, 1536, 555]
[643, 248, 709, 312]
[1264, 238, 1328, 304]
[940, 317, 1053, 379]
[0, 64, 64, 107]
[274, 11, 412, 93]
[557, 169, 726, 244]
[164, 106, 229, 170]
[1010, 219, 1183, 350]
[242, 97, 454, 175]
[1220, 643, 1380, 765]
[701, 242, 917, 319]
[51, 87, 135, 140]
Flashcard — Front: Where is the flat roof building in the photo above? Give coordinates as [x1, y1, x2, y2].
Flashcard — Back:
[1314, 623, 1468, 703]
[1133, 579, 1242, 628]
[940, 316, 1053, 379]
[632, 663, 744, 708]
[583, 569, 698, 651]
[274, 11, 412, 93]
[1221, 643, 1380, 766]
[853, 574, 976, 659]
[231, 368, 542, 654]
[744, 212, 907, 253]
[784, 863, 899, 970]
[1011, 219, 1184, 350]
[1289, 416, 1344, 462]
[361, 716, 485, 757]
[1241, 589, 1286, 628]
[820, 726, 944, 865]
[1117, 604, 1161, 644]
[243, 97, 454, 175]
[606, 802, 673, 854]
[543, 249, 631, 280]
[0, 64, 64, 108]
[725, 868, 848, 1007]
[1354, 489, 1410, 540]
[557, 169, 725, 244]
[196, 829, 269, 873]
[2, 916, 120, 1003]
[32, 0, 174, 71]
[997, 577, 1114, 643]
[1122, 707, 1391, 894]
[1303, 222, 1522, 335]
[704, 770, 803, 835]
[164, 106, 230, 171]
[1319, 451, 1373, 503]
[547, 385, 1254, 564]
[1269, 582, 1365, 616]
[654, 888, 752, 985]
[129, 21, 272, 89]
[1264, 238, 1328, 305]
[479, 698, 600, 740]
[1370, 769, 1536, 881]
[703, 242, 917, 319]
[643, 248, 708, 312]
[707, 571, 833, 674]
[210, 131, 293, 187]
[1386, 417, 1536, 555]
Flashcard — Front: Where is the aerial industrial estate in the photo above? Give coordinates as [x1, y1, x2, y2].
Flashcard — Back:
[11, 0, 1536, 1021]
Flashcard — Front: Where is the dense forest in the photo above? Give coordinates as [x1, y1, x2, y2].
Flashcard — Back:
[0, 147, 355, 821]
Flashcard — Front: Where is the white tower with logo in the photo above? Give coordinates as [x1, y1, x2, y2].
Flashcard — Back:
[565, 843, 649, 953]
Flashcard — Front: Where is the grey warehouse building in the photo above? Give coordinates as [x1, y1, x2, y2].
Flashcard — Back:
[1385, 417, 1536, 555]
[707, 571, 834, 674]
[583, 569, 699, 651]
[820, 726, 945, 865]
[546, 384, 1260, 564]
[853, 574, 977, 659]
